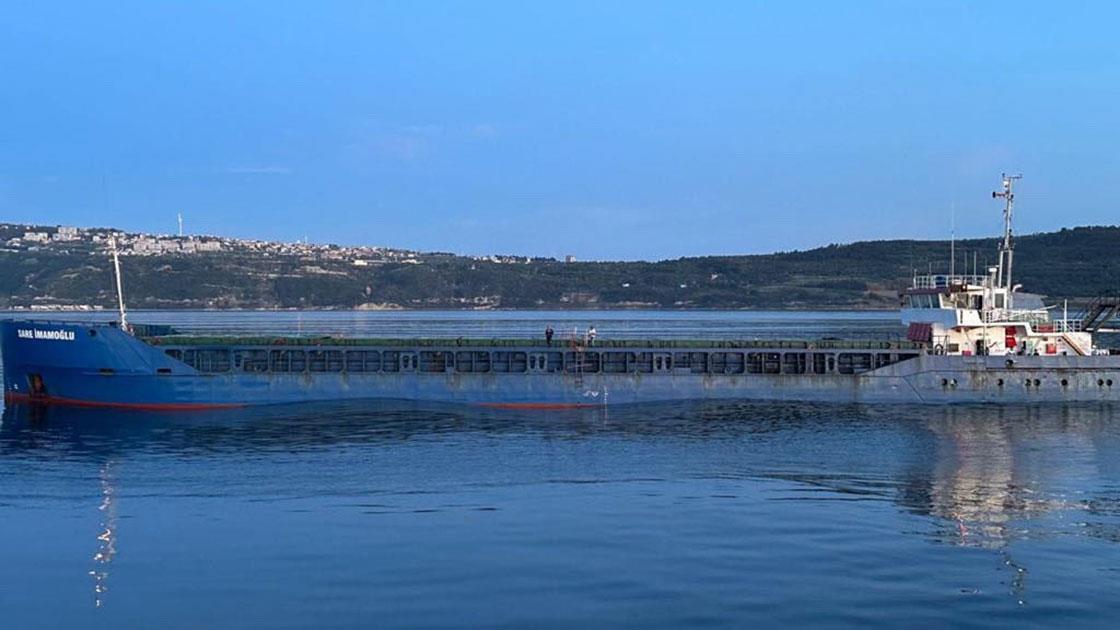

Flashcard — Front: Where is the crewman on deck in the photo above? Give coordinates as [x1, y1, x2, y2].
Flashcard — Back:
[587, 325, 597, 347]
[545, 325, 554, 346]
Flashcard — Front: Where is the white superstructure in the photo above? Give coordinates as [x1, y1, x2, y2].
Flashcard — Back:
[900, 174, 1096, 358]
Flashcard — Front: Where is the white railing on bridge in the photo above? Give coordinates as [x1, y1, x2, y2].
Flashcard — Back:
[911, 274, 988, 289]
[982, 308, 1084, 332]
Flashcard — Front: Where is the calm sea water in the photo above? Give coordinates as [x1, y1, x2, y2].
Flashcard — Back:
[3, 311, 1120, 628]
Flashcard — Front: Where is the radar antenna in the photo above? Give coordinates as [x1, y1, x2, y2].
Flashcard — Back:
[992, 173, 1022, 303]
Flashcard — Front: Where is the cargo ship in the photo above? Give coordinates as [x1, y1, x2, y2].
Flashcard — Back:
[3, 175, 1119, 409]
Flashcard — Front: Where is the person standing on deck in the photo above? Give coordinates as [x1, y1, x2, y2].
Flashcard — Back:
[587, 325, 597, 347]
[545, 325, 554, 346]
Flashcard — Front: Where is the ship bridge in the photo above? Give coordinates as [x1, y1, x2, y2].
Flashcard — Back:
[900, 174, 1099, 357]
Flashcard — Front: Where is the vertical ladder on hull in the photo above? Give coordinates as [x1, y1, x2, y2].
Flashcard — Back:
[569, 338, 584, 389]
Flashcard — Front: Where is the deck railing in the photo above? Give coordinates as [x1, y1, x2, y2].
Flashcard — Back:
[981, 309, 1086, 333]
[982, 308, 1050, 326]
[145, 335, 926, 351]
[911, 274, 988, 289]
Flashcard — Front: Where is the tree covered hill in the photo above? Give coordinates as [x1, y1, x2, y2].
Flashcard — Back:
[2, 224, 1118, 310]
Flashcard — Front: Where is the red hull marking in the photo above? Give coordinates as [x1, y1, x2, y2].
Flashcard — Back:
[4, 392, 244, 411]
[476, 402, 601, 410]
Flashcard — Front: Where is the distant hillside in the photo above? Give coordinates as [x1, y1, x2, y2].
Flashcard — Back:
[2, 223, 1119, 310]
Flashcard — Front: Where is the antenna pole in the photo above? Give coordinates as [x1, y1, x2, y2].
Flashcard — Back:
[950, 203, 956, 278]
[992, 173, 1022, 304]
[109, 234, 130, 333]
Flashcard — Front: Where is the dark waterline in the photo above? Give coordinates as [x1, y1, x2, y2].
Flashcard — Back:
[2, 312, 1120, 628]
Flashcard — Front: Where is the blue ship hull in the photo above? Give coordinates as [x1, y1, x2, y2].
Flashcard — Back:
[4, 319, 1120, 408]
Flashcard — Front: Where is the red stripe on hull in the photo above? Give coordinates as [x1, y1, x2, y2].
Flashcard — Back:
[476, 402, 602, 410]
[3, 391, 244, 411]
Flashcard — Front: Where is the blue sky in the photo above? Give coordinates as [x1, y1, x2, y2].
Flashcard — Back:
[1, 1, 1118, 260]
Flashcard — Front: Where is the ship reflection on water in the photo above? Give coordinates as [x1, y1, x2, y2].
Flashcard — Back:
[2, 399, 1120, 621]
[92, 462, 118, 608]
[908, 406, 1112, 545]
[903, 406, 1096, 604]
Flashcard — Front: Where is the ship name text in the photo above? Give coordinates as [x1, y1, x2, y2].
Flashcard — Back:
[16, 328, 76, 341]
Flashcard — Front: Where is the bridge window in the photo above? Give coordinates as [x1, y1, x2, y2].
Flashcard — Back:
[907, 294, 937, 309]
[813, 353, 834, 374]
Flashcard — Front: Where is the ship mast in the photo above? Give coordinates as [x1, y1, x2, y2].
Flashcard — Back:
[108, 233, 130, 333]
[992, 173, 1021, 306]
[949, 203, 956, 278]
